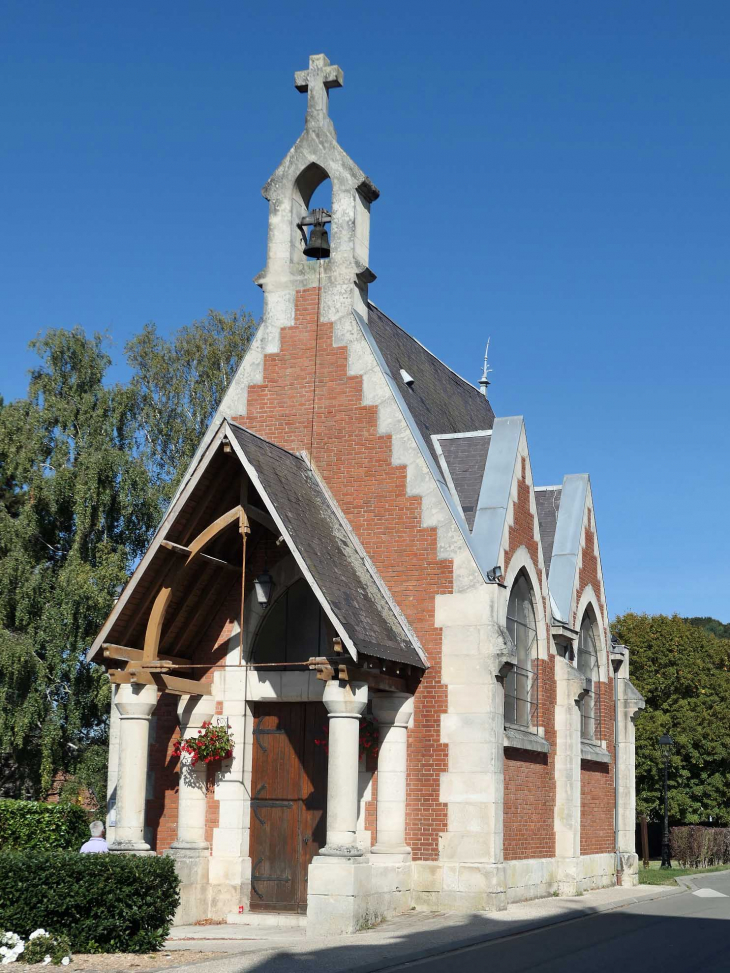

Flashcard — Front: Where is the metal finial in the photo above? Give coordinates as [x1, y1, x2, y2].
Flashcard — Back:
[479, 339, 492, 397]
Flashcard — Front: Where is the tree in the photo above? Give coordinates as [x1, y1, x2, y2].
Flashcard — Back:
[125, 308, 257, 498]
[684, 616, 730, 641]
[0, 310, 257, 798]
[612, 613, 730, 824]
[0, 328, 159, 795]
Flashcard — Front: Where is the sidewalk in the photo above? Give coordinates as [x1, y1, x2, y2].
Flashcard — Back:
[165, 882, 681, 973]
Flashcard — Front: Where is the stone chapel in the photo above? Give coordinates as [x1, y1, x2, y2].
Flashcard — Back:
[90, 54, 645, 936]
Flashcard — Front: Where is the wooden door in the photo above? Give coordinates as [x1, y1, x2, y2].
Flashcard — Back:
[249, 702, 328, 913]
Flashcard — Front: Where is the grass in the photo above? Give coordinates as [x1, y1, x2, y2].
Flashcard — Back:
[639, 863, 730, 886]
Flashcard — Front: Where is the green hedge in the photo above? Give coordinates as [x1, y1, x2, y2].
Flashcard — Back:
[0, 852, 181, 953]
[0, 800, 89, 851]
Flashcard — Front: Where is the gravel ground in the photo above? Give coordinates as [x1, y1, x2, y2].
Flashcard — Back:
[12, 952, 220, 972]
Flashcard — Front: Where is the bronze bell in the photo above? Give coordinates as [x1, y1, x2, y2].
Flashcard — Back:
[303, 221, 331, 259]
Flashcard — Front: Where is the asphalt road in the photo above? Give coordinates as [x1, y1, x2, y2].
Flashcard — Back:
[377, 873, 730, 973]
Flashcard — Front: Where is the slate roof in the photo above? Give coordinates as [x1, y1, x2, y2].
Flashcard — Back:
[229, 423, 425, 669]
[535, 487, 562, 577]
[435, 433, 491, 531]
[367, 304, 495, 465]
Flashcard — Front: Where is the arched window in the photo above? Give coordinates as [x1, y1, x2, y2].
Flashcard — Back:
[251, 579, 334, 665]
[577, 610, 601, 740]
[505, 572, 538, 727]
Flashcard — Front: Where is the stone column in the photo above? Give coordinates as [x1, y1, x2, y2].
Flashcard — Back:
[307, 679, 371, 938]
[617, 674, 645, 886]
[554, 655, 587, 895]
[105, 685, 121, 845]
[167, 695, 217, 924]
[109, 683, 157, 854]
[320, 679, 368, 856]
[170, 696, 217, 852]
[371, 693, 413, 858]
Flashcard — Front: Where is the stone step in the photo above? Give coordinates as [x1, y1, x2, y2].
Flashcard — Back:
[227, 911, 307, 928]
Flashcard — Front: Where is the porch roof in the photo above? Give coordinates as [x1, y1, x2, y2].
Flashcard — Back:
[227, 423, 426, 669]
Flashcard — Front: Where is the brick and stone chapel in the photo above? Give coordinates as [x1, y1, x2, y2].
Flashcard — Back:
[90, 54, 645, 936]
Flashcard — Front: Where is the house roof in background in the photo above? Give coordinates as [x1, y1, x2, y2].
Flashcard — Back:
[367, 303, 495, 465]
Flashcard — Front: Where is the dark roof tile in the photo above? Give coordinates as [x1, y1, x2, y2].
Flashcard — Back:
[367, 304, 495, 464]
[535, 487, 562, 577]
[436, 434, 491, 531]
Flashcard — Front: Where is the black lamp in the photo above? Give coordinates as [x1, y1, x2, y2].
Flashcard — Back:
[254, 571, 274, 607]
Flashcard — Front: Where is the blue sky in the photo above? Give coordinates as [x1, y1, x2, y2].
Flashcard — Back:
[1, 1, 728, 621]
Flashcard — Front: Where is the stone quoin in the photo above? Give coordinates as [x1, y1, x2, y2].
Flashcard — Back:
[89, 53, 645, 936]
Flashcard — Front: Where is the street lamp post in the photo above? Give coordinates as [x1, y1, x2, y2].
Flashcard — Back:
[659, 733, 675, 869]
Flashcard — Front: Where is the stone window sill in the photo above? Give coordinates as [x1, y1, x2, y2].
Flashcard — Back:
[581, 741, 611, 764]
[504, 724, 551, 754]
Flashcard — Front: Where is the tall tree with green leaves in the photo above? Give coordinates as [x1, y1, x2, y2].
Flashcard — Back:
[126, 308, 257, 498]
[0, 309, 257, 798]
[0, 328, 159, 796]
[612, 612, 730, 824]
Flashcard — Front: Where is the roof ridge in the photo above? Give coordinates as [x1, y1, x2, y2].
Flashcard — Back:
[367, 301, 485, 397]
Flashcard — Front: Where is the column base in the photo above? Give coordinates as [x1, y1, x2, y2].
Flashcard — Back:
[371, 845, 411, 861]
[168, 841, 210, 857]
[318, 844, 365, 859]
[109, 840, 153, 855]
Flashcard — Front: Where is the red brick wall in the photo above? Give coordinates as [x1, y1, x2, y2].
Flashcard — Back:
[575, 510, 615, 856]
[231, 287, 453, 860]
[502, 460, 556, 861]
[146, 693, 180, 854]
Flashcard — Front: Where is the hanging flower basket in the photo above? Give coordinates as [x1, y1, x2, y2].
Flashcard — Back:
[173, 721, 234, 766]
[314, 717, 379, 759]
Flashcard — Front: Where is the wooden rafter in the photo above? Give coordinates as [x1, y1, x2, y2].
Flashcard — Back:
[161, 566, 237, 657]
[142, 504, 250, 665]
[102, 644, 191, 666]
[109, 668, 212, 697]
[161, 539, 242, 573]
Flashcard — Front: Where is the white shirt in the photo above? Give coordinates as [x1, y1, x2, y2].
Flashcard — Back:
[79, 836, 109, 854]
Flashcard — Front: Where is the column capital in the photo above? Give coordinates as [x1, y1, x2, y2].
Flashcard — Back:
[371, 692, 414, 728]
[114, 683, 158, 720]
[322, 679, 367, 719]
[177, 694, 217, 730]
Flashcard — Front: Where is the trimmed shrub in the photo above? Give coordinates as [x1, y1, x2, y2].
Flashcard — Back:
[0, 801, 89, 852]
[0, 852, 180, 953]
[670, 826, 730, 868]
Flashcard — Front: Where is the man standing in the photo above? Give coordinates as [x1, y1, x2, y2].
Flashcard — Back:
[79, 820, 109, 854]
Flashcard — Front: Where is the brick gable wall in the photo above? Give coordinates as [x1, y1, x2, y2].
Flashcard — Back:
[230, 287, 452, 860]
[502, 464, 556, 860]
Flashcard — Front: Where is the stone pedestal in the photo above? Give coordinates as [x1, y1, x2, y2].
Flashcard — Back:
[371, 693, 413, 857]
[109, 683, 157, 854]
[166, 696, 216, 924]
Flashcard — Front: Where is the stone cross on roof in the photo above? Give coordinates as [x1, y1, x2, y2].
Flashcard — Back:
[295, 53, 343, 138]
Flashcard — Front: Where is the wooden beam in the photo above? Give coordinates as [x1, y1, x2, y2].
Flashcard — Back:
[109, 668, 212, 697]
[160, 540, 241, 573]
[244, 504, 279, 536]
[102, 644, 191, 665]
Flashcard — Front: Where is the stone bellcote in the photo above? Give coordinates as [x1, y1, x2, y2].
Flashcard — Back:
[254, 54, 379, 323]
